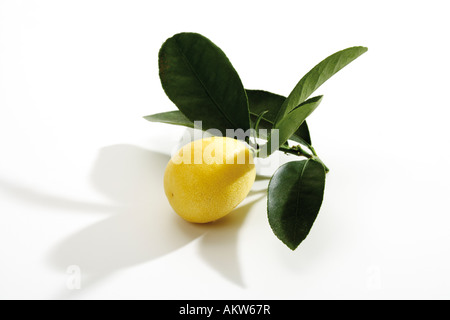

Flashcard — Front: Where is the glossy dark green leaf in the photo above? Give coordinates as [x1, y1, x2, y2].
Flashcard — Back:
[268, 159, 326, 250]
[253, 110, 268, 133]
[246, 89, 286, 122]
[263, 95, 322, 156]
[143, 111, 194, 128]
[274, 46, 368, 126]
[274, 95, 323, 148]
[246, 89, 311, 145]
[144, 89, 313, 146]
[159, 32, 250, 133]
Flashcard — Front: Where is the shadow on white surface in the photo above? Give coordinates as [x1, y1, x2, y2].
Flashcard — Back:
[47, 144, 209, 298]
[197, 194, 265, 287]
[0, 178, 118, 214]
[0, 144, 266, 299]
[0, 144, 265, 298]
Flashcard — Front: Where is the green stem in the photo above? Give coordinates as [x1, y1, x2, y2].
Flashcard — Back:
[278, 145, 313, 158]
[312, 156, 330, 174]
[253, 142, 330, 173]
[307, 144, 318, 157]
[279, 144, 330, 173]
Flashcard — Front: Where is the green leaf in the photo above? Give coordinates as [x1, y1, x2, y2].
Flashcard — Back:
[143, 111, 194, 128]
[144, 88, 313, 147]
[262, 95, 322, 156]
[274, 95, 323, 148]
[274, 46, 368, 126]
[246, 89, 286, 123]
[246, 89, 311, 145]
[159, 32, 250, 134]
[253, 110, 269, 133]
[268, 159, 326, 250]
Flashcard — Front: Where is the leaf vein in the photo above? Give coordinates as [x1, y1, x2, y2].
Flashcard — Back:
[293, 160, 309, 243]
[173, 37, 237, 129]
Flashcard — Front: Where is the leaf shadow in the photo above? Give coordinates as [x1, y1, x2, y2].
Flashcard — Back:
[0, 143, 266, 298]
[0, 145, 205, 297]
[48, 144, 210, 297]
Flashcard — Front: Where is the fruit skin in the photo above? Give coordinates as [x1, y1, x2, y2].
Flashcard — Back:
[164, 137, 256, 223]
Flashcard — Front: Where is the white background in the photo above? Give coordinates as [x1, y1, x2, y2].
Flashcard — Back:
[1, 0, 449, 300]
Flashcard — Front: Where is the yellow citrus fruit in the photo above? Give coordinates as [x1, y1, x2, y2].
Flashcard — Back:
[164, 136, 256, 223]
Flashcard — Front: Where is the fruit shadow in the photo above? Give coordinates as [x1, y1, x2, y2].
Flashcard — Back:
[196, 193, 266, 288]
[0, 144, 265, 297]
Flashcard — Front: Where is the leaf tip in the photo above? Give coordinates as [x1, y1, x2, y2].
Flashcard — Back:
[286, 243, 300, 251]
[356, 46, 369, 54]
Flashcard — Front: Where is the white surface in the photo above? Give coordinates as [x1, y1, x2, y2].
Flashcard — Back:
[1, 0, 450, 300]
